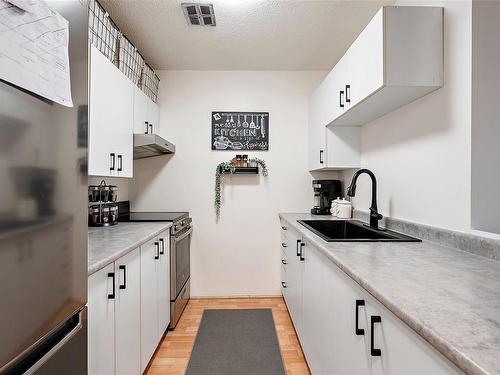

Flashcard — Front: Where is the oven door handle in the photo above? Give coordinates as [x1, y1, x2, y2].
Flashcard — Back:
[173, 226, 193, 243]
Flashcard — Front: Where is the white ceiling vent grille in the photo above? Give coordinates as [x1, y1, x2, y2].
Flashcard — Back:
[182, 3, 216, 26]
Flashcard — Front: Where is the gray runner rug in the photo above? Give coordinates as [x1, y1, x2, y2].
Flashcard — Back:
[185, 309, 286, 375]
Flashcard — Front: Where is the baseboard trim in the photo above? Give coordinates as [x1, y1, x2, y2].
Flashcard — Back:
[190, 294, 282, 300]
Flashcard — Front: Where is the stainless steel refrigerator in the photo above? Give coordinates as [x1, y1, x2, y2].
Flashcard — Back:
[0, 1, 88, 373]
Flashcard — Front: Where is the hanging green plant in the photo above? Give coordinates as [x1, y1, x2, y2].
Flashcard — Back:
[214, 158, 269, 221]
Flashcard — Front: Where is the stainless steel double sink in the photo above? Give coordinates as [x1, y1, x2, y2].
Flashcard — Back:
[298, 219, 421, 242]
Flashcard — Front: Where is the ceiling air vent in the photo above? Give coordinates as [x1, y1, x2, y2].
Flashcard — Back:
[182, 3, 216, 26]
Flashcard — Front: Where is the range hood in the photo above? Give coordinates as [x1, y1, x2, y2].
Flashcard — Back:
[133, 134, 176, 159]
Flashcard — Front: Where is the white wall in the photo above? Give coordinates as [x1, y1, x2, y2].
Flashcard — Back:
[471, 1, 500, 235]
[343, 1, 473, 232]
[129, 71, 326, 297]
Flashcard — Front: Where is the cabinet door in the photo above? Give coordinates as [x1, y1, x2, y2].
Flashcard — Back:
[157, 232, 171, 337]
[329, 51, 349, 124]
[140, 237, 160, 372]
[88, 264, 115, 375]
[285, 229, 304, 339]
[301, 241, 329, 375]
[325, 255, 371, 375]
[89, 46, 118, 177]
[133, 86, 150, 134]
[368, 295, 460, 375]
[308, 87, 327, 171]
[114, 74, 134, 178]
[115, 248, 141, 375]
[348, 7, 384, 108]
[148, 99, 160, 135]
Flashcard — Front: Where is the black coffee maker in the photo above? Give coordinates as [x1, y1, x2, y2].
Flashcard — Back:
[311, 179, 341, 215]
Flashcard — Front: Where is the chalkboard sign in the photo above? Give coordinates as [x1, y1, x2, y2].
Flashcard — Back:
[211, 111, 269, 151]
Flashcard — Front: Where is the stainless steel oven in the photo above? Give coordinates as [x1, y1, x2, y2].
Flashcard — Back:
[170, 217, 192, 329]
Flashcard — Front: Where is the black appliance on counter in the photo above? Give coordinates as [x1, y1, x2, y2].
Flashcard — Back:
[118, 202, 192, 330]
[311, 179, 342, 215]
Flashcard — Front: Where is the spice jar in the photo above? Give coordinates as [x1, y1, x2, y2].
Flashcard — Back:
[109, 186, 118, 202]
[242, 155, 248, 167]
[109, 205, 118, 223]
[88, 186, 100, 202]
[102, 206, 110, 223]
[100, 186, 110, 202]
[89, 206, 100, 225]
[235, 155, 242, 167]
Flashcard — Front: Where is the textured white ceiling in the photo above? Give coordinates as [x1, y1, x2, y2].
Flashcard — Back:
[101, 0, 394, 71]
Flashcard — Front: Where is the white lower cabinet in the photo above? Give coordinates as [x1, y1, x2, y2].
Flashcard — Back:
[89, 229, 171, 375]
[115, 248, 141, 375]
[89, 263, 115, 375]
[280, 221, 462, 375]
[140, 232, 171, 373]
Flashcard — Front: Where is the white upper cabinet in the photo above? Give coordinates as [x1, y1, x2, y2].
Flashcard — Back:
[133, 86, 160, 135]
[329, 6, 443, 127]
[308, 6, 443, 170]
[89, 45, 134, 177]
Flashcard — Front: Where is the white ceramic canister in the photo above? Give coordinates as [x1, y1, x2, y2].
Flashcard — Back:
[336, 198, 352, 219]
[330, 197, 343, 217]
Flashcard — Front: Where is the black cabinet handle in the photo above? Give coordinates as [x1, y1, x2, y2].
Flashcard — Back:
[281, 242, 287, 248]
[355, 299, 365, 335]
[110, 153, 115, 171]
[154, 242, 159, 260]
[296, 239, 301, 256]
[340, 90, 345, 108]
[281, 259, 287, 265]
[117, 155, 123, 172]
[149, 123, 153, 134]
[281, 281, 287, 288]
[300, 242, 305, 261]
[281, 226, 287, 231]
[346, 84, 351, 103]
[319, 149, 324, 164]
[107, 272, 115, 299]
[144, 121, 149, 134]
[119, 265, 126, 290]
[371, 315, 382, 356]
[159, 238, 164, 255]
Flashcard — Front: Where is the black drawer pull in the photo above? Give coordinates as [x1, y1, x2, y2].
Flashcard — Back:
[299, 242, 305, 261]
[159, 238, 165, 255]
[340, 90, 345, 108]
[281, 226, 287, 231]
[319, 149, 324, 164]
[371, 315, 382, 356]
[355, 299, 365, 335]
[110, 153, 115, 171]
[345, 84, 351, 103]
[281, 259, 287, 265]
[119, 265, 126, 290]
[107, 272, 115, 299]
[117, 155, 123, 172]
[145, 121, 149, 134]
[154, 242, 159, 260]
[149, 123, 153, 134]
[296, 239, 301, 256]
[281, 282, 287, 288]
[281, 242, 287, 248]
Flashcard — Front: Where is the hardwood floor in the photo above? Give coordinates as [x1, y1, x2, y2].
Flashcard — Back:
[145, 297, 310, 375]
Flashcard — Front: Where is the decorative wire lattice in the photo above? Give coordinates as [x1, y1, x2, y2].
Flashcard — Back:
[88, 0, 119, 65]
[118, 35, 144, 85]
[141, 63, 160, 103]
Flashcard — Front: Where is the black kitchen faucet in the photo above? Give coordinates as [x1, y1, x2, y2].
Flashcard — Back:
[347, 169, 383, 230]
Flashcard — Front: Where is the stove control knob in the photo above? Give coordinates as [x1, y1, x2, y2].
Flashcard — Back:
[174, 225, 178, 232]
